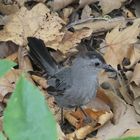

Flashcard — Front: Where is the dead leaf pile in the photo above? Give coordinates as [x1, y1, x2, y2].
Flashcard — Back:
[0, 0, 140, 140]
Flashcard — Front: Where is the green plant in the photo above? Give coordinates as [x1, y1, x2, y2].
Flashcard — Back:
[0, 59, 57, 140]
[0, 132, 6, 140]
[0, 59, 16, 78]
[3, 75, 57, 140]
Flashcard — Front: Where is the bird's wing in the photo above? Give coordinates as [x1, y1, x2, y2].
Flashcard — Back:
[28, 37, 58, 76]
[47, 67, 72, 94]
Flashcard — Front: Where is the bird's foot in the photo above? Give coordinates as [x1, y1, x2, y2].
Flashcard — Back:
[83, 116, 98, 127]
[60, 119, 66, 129]
[83, 116, 92, 124]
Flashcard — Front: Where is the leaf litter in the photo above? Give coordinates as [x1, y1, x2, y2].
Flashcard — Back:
[0, 0, 140, 140]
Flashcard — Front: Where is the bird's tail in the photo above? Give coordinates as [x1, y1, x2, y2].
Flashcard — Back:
[27, 37, 58, 76]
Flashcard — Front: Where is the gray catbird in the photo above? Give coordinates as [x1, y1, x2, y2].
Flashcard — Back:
[27, 37, 114, 121]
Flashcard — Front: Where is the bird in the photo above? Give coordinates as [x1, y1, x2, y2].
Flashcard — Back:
[27, 37, 114, 123]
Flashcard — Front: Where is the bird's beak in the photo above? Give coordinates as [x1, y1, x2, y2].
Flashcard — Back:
[102, 64, 116, 72]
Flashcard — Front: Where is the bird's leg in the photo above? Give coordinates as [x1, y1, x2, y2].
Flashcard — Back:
[79, 106, 92, 124]
[75, 107, 78, 111]
[61, 107, 64, 124]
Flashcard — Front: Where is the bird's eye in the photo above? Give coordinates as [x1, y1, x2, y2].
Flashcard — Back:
[95, 62, 100, 66]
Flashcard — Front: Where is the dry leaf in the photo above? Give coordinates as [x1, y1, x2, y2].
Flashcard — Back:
[104, 90, 127, 124]
[81, 5, 92, 20]
[0, 69, 21, 102]
[31, 75, 48, 89]
[70, 17, 126, 32]
[0, 3, 19, 15]
[15, 0, 46, 7]
[0, 3, 65, 47]
[104, 18, 140, 69]
[133, 97, 140, 115]
[122, 7, 135, 18]
[96, 105, 140, 140]
[79, 0, 97, 7]
[18, 47, 33, 71]
[99, 71, 119, 90]
[59, 29, 92, 54]
[0, 3, 90, 54]
[79, 0, 126, 14]
[86, 88, 112, 111]
[6, 52, 18, 62]
[129, 84, 140, 99]
[118, 75, 133, 105]
[0, 15, 9, 26]
[0, 69, 33, 102]
[98, 0, 126, 15]
[62, 7, 74, 22]
[124, 46, 140, 69]
[0, 42, 18, 58]
[49, 0, 75, 11]
[87, 97, 111, 112]
[131, 63, 140, 86]
[45, 91, 60, 121]
[122, 128, 140, 137]
[66, 109, 113, 140]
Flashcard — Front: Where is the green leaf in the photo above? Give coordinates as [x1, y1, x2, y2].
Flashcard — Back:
[4, 75, 57, 140]
[0, 59, 16, 77]
[112, 137, 140, 140]
[0, 132, 6, 140]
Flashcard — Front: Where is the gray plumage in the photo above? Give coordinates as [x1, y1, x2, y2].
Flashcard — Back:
[27, 37, 113, 109]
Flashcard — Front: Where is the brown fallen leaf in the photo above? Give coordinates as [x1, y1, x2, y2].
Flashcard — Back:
[0, 69, 33, 102]
[122, 128, 140, 137]
[122, 7, 135, 18]
[0, 69, 21, 102]
[6, 52, 18, 62]
[118, 75, 133, 105]
[66, 109, 113, 139]
[103, 90, 127, 124]
[79, 0, 127, 14]
[87, 95, 111, 113]
[104, 18, 140, 69]
[15, 0, 46, 7]
[0, 41, 18, 58]
[124, 46, 140, 69]
[62, 7, 74, 22]
[18, 47, 33, 71]
[0, 3, 19, 15]
[130, 62, 140, 86]
[81, 5, 92, 20]
[129, 84, 140, 99]
[98, 0, 126, 15]
[133, 97, 140, 115]
[31, 75, 48, 89]
[48, 0, 75, 11]
[96, 105, 140, 140]
[69, 17, 126, 32]
[79, 0, 97, 8]
[58, 29, 92, 54]
[96, 88, 112, 108]
[0, 3, 65, 48]
[44, 90, 61, 122]
[99, 70, 119, 90]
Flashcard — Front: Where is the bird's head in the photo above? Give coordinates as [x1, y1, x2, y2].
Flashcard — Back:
[75, 51, 115, 73]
